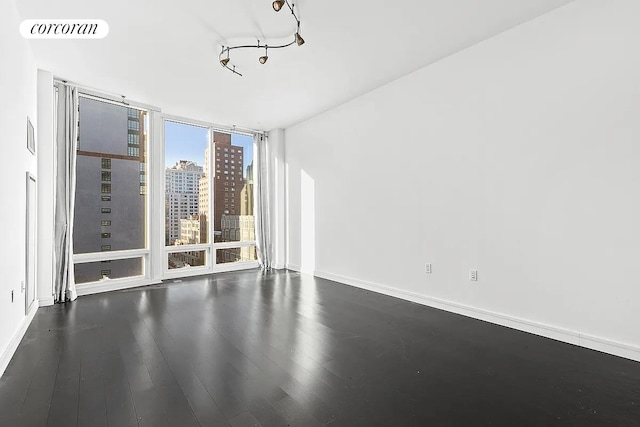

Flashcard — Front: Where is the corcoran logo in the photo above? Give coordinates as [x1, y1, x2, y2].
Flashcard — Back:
[20, 19, 109, 39]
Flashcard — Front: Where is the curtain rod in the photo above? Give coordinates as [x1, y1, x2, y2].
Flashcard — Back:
[54, 77, 265, 136]
[54, 77, 161, 112]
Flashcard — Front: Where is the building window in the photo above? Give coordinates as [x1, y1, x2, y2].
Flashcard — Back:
[128, 134, 140, 145]
[100, 269, 111, 276]
[101, 207, 111, 213]
[101, 220, 111, 226]
[100, 245, 111, 251]
[127, 120, 140, 131]
[101, 195, 111, 202]
[101, 158, 111, 169]
[128, 146, 139, 157]
[101, 233, 111, 238]
[101, 183, 111, 194]
[101, 171, 111, 182]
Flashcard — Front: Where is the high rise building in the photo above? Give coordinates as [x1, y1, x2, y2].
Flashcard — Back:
[165, 160, 204, 245]
[73, 98, 147, 283]
[239, 162, 256, 261]
[212, 132, 244, 241]
[198, 146, 210, 243]
[240, 161, 254, 216]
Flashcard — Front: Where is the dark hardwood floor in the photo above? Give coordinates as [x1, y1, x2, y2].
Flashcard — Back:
[1, 269, 639, 426]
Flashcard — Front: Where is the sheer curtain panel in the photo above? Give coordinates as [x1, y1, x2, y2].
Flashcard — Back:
[254, 133, 273, 270]
[53, 83, 78, 302]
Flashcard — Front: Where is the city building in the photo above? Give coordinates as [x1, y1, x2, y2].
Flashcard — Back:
[220, 214, 256, 262]
[198, 146, 210, 243]
[165, 160, 204, 245]
[179, 216, 202, 244]
[73, 98, 146, 283]
[240, 161, 254, 216]
[212, 132, 244, 241]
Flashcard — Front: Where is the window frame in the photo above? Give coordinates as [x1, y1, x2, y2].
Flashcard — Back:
[161, 115, 258, 280]
[63, 85, 260, 292]
[71, 91, 152, 292]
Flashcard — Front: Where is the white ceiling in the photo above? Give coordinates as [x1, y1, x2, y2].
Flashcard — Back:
[17, 0, 574, 130]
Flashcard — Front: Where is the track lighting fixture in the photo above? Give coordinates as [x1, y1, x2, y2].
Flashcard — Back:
[220, 48, 230, 66]
[218, 0, 306, 76]
[259, 46, 269, 64]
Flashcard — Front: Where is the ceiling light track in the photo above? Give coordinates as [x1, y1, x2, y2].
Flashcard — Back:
[218, 0, 305, 76]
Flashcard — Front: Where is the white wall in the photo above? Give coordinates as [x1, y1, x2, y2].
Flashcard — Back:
[0, 0, 39, 373]
[268, 129, 287, 269]
[285, 0, 640, 360]
[37, 69, 55, 306]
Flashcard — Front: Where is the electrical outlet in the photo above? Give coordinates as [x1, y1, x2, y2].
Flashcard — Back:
[425, 263, 432, 274]
[469, 269, 478, 282]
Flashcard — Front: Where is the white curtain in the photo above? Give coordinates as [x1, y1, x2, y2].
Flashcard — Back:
[254, 133, 273, 270]
[53, 83, 78, 302]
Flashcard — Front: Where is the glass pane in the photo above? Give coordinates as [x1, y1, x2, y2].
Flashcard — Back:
[213, 132, 255, 243]
[216, 246, 257, 264]
[75, 258, 143, 284]
[165, 121, 209, 245]
[74, 97, 147, 254]
[168, 250, 206, 269]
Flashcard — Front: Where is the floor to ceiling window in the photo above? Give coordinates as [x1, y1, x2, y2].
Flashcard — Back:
[211, 131, 257, 265]
[68, 86, 259, 290]
[73, 96, 149, 284]
[163, 119, 257, 277]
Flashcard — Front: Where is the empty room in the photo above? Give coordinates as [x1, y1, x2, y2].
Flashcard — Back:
[1, 0, 639, 425]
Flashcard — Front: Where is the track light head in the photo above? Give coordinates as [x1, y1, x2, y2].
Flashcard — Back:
[220, 57, 230, 67]
[259, 45, 269, 64]
[295, 32, 305, 46]
[272, 0, 285, 12]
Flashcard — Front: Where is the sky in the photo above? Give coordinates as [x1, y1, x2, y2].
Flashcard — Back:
[164, 121, 254, 177]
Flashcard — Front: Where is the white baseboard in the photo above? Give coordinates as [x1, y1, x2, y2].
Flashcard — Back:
[0, 302, 38, 378]
[38, 295, 54, 307]
[286, 266, 640, 363]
